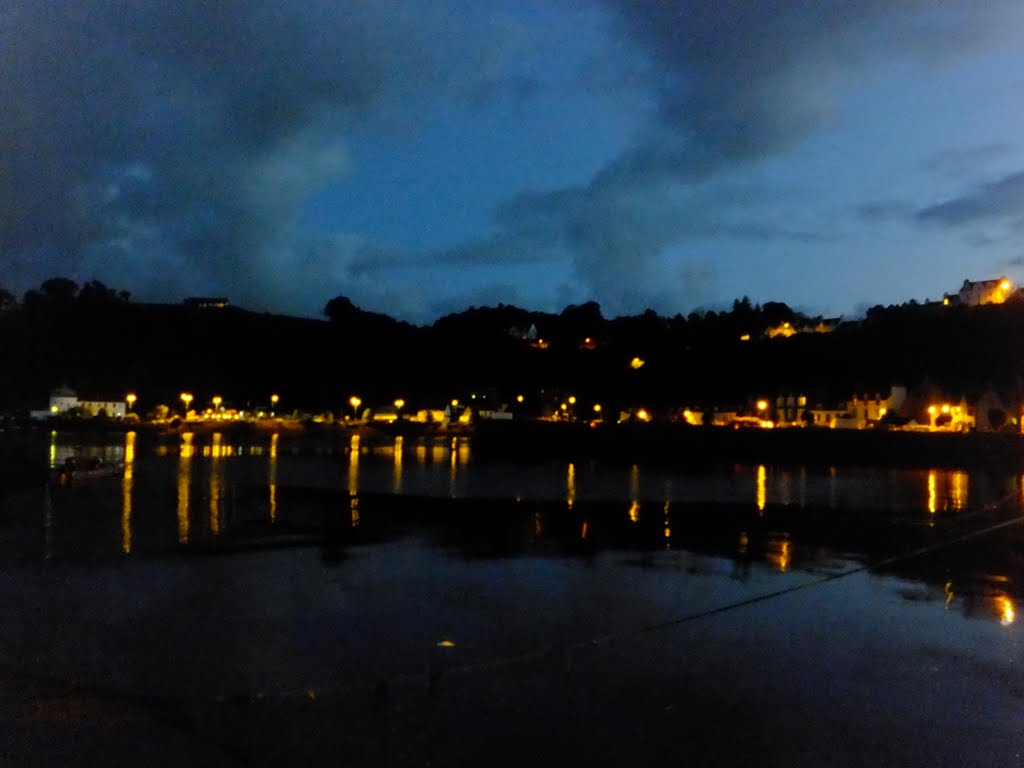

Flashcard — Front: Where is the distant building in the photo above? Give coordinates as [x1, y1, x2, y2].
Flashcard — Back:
[184, 297, 230, 310]
[33, 387, 126, 419]
[945, 278, 1013, 307]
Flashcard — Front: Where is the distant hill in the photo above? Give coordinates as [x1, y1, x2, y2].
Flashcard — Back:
[3, 279, 1024, 415]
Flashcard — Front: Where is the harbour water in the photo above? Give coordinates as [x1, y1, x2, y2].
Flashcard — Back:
[1, 429, 1022, 766]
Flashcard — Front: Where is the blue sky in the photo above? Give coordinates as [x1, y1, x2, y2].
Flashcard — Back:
[3, 1, 1024, 322]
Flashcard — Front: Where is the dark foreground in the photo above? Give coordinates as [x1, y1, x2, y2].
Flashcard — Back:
[0, 433, 1022, 766]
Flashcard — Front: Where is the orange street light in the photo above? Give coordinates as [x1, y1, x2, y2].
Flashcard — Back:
[593, 403, 602, 413]
[516, 394, 524, 403]
[180, 392, 193, 410]
[756, 400, 768, 411]
[394, 399, 405, 410]
[126, 393, 137, 411]
[349, 396, 362, 420]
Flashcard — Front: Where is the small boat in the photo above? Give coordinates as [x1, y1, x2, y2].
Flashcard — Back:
[54, 457, 124, 485]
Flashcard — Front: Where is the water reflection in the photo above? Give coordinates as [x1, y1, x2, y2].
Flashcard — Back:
[177, 433, 193, 543]
[121, 431, 135, 554]
[392, 436, 403, 494]
[925, 469, 971, 514]
[756, 465, 767, 513]
[269, 433, 278, 522]
[209, 433, 225, 534]
[349, 434, 360, 527]
[566, 463, 576, 509]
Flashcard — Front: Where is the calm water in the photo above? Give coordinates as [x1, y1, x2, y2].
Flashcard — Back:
[1, 429, 1023, 766]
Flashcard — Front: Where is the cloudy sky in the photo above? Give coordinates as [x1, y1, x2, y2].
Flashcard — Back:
[3, 1, 1024, 322]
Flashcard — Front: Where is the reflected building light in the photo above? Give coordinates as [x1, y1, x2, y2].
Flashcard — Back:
[950, 471, 968, 511]
[121, 432, 136, 554]
[415, 444, 427, 464]
[348, 434, 360, 496]
[457, 440, 471, 466]
[49, 430, 57, 468]
[350, 495, 360, 528]
[997, 595, 1015, 626]
[210, 433, 223, 535]
[927, 470, 938, 515]
[534, 511, 543, 538]
[944, 581, 954, 609]
[177, 437, 193, 543]
[756, 465, 767, 513]
[738, 531, 749, 557]
[124, 430, 136, 465]
[628, 500, 640, 523]
[798, 466, 807, 508]
[581, 520, 589, 540]
[567, 463, 576, 509]
[448, 443, 457, 498]
[269, 433, 279, 523]
[663, 500, 671, 542]
[181, 432, 195, 459]
[393, 435, 404, 494]
[629, 464, 640, 500]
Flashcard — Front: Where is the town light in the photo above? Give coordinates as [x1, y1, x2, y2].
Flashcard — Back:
[349, 396, 362, 420]
[941, 404, 950, 414]
[593, 404, 602, 413]
[568, 396, 576, 405]
[180, 392, 193, 412]
[1001, 279, 1011, 291]
[630, 357, 645, 370]
[450, 399, 459, 407]
[126, 393, 137, 411]
[394, 399, 405, 410]
[756, 400, 768, 411]
[636, 408, 650, 422]
[928, 405, 937, 415]
[516, 394, 524, 403]
[212, 396, 222, 409]
[270, 394, 279, 405]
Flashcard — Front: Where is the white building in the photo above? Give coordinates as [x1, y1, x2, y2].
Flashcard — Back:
[42, 387, 126, 418]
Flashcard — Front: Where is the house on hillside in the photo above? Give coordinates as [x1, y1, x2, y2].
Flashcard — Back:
[944, 278, 1015, 307]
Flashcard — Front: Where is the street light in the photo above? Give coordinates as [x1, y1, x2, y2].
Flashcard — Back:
[180, 392, 193, 416]
[349, 396, 362, 420]
[126, 393, 137, 412]
[212, 396, 223, 415]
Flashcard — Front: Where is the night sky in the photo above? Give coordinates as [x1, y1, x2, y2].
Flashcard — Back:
[3, 1, 1024, 323]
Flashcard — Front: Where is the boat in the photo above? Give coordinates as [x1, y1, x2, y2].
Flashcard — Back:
[53, 457, 124, 485]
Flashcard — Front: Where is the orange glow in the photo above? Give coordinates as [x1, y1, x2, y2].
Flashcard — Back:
[940, 404, 950, 414]
[628, 500, 640, 523]
[593, 403, 602, 413]
[636, 409, 650, 422]
[927, 405, 937, 415]
[927, 470, 937, 514]
[997, 595, 1015, 626]
[756, 465, 767, 512]
[581, 520, 589, 540]
[756, 400, 768, 411]
[629, 356, 645, 370]
[516, 394, 524, 403]
[1001, 279, 1011, 291]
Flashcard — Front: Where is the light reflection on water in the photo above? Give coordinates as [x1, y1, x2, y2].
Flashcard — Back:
[25, 431, 1024, 630]
[6, 432, 1024, 767]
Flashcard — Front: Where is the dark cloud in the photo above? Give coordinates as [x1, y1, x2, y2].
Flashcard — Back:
[3, 1, 1022, 320]
[915, 171, 1024, 227]
[0, 0, 508, 312]
[444, 0, 1022, 315]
